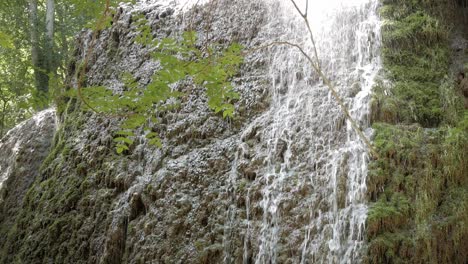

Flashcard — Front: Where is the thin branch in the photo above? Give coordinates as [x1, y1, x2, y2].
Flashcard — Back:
[76, 0, 112, 114]
[290, 0, 320, 68]
[74, 1, 138, 120]
[243, 41, 379, 158]
[305, 0, 308, 17]
[287, 0, 377, 157]
[290, 0, 305, 18]
[181, 0, 201, 11]
[185, 0, 201, 38]
[202, 0, 219, 56]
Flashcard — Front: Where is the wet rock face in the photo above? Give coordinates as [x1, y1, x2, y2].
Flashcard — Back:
[0, 1, 271, 263]
[0, 109, 56, 254]
[0, 0, 379, 262]
[0, 109, 56, 200]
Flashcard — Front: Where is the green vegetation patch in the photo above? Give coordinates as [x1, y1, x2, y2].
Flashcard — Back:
[373, 0, 452, 127]
[367, 0, 468, 263]
[366, 119, 467, 263]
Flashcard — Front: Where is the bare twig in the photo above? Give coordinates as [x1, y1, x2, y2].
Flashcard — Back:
[289, 0, 305, 17]
[202, 0, 219, 56]
[284, 0, 378, 157]
[76, 0, 111, 114]
[75, 1, 135, 119]
[185, 0, 201, 46]
[289, 0, 320, 68]
[242, 39, 378, 158]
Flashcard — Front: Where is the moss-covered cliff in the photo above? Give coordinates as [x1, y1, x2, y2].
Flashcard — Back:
[366, 0, 468, 263]
[1, 0, 466, 263]
[0, 1, 271, 263]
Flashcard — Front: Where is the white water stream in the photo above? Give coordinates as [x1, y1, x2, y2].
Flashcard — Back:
[0, 109, 57, 191]
[1, 0, 380, 263]
[87, 0, 381, 262]
[231, 0, 382, 263]
[76, 0, 382, 262]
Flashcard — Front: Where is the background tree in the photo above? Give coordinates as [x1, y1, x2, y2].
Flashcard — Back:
[0, 0, 34, 135]
[0, 0, 119, 134]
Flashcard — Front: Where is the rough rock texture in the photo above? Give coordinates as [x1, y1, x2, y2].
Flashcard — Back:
[0, 109, 56, 200]
[366, 1, 468, 263]
[0, 109, 56, 258]
[0, 1, 271, 263]
[0, 0, 382, 263]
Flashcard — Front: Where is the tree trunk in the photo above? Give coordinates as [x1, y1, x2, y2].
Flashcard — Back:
[46, 0, 55, 74]
[0, 99, 8, 138]
[29, 0, 49, 96]
[29, 0, 39, 72]
[56, 2, 69, 76]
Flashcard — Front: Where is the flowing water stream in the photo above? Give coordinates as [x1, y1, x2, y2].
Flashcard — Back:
[80, 2, 381, 262]
[0, 1, 381, 262]
[0, 109, 56, 191]
[226, 0, 382, 263]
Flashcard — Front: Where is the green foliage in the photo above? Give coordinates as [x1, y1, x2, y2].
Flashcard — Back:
[0, 32, 13, 49]
[0, 45, 35, 136]
[0, 1, 36, 135]
[78, 17, 243, 152]
[373, 1, 451, 127]
[136, 17, 243, 116]
[367, 121, 467, 263]
[367, 1, 467, 263]
[67, 0, 135, 30]
[0, 0, 140, 135]
[382, 11, 448, 48]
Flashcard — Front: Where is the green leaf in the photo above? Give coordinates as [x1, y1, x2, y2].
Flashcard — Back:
[0, 32, 13, 49]
[116, 144, 129, 154]
[115, 130, 135, 137]
[182, 31, 197, 45]
[149, 137, 163, 148]
[123, 116, 145, 129]
[113, 136, 134, 145]
[146, 132, 158, 139]
[80, 30, 244, 153]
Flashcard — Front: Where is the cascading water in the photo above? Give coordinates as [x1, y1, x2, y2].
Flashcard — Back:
[0, 0, 383, 262]
[226, 0, 382, 263]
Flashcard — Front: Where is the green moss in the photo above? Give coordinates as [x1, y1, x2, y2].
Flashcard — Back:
[40, 127, 65, 172]
[366, 232, 415, 264]
[368, 114, 467, 263]
[373, 1, 453, 127]
[0, 108, 124, 263]
[383, 11, 448, 48]
[367, 1, 467, 263]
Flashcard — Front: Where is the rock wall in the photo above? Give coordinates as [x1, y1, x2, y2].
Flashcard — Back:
[0, 1, 271, 263]
[366, 0, 468, 263]
[4, 1, 465, 264]
[0, 109, 56, 261]
[0, 0, 385, 263]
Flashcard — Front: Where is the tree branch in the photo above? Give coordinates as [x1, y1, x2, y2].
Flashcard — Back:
[76, 0, 111, 114]
[290, 0, 320, 68]
[244, 40, 379, 158]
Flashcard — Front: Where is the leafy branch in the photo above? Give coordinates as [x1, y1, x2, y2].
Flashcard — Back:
[74, 9, 243, 153]
[72, 0, 376, 157]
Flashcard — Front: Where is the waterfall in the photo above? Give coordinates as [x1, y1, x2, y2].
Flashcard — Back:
[0, 0, 382, 262]
[227, 0, 382, 263]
